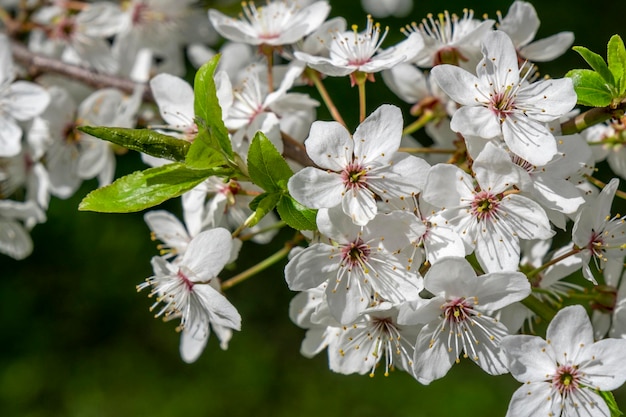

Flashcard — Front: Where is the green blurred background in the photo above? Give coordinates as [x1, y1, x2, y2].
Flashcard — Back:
[2, 1, 626, 416]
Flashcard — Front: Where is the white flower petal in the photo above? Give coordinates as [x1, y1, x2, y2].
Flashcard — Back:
[501, 335, 557, 382]
[341, 187, 377, 226]
[288, 167, 344, 209]
[520, 32, 574, 62]
[150, 73, 195, 128]
[450, 106, 501, 139]
[284, 243, 337, 291]
[430, 64, 484, 106]
[6, 81, 50, 120]
[303, 120, 353, 170]
[353, 104, 402, 164]
[0, 219, 33, 260]
[546, 305, 594, 363]
[504, 382, 554, 417]
[0, 114, 22, 157]
[181, 228, 232, 280]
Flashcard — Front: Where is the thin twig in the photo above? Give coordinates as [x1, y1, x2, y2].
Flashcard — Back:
[10, 39, 154, 102]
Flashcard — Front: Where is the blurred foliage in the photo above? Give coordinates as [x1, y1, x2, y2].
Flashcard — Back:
[2, 1, 626, 416]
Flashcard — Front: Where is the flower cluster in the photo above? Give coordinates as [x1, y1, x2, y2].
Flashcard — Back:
[4, 0, 626, 415]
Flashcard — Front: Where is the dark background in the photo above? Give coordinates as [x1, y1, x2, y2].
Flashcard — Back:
[2, 1, 625, 416]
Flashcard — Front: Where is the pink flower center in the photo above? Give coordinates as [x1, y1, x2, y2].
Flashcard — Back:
[341, 161, 368, 190]
[341, 238, 371, 269]
[552, 364, 580, 395]
[442, 297, 474, 324]
[177, 269, 194, 291]
[489, 91, 515, 121]
[471, 190, 501, 221]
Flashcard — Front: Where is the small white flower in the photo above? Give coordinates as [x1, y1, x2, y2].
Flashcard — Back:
[430, 30, 577, 166]
[402, 9, 494, 69]
[209, 0, 330, 47]
[423, 143, 554, 272]
[137, 228, 241, 363]
[501, 305, 626, 417]
[330, 302, 420, 378]
[294, 15, 423, 83]
[288, 104, 430, 226]
[285, 208, 423, 324]
[572, 178, 626, 283]
[399, 257, 531, 384]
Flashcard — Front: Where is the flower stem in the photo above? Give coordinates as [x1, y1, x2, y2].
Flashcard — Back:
[585, 175, 626, 201]
[560, 105, 625, 135]
[526, 248, 582, 280]
[306, 68, 347, 128]
[221, 234, 301, 291]
[402, 111, 436, 136]
[358, 76, 367, 123]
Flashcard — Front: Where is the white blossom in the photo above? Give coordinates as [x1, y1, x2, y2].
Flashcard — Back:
[502, 305, 626, 417]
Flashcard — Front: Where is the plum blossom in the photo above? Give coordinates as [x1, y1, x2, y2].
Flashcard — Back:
[294, 15, 423, 83]
[430, 30, 577, 166]
[288, 104, 430, 226]
[422, 143, 554, 272]
[399, 257, 531, 384]
[284, 208, 424, 324]
[329, 302, 419, 377]
[501, 305, 626, 417]
[572, 178, 626, 283]
[209, 0, 331, 47]
[137, 228, 241, 363]
[402, 9, 494, 69]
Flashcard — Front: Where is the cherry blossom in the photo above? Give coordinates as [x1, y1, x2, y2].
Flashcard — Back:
[401, 9, 494, 69]
[502, 305, 626, 417]
[399, 256, 530, 384]
[284, 208, 423, 324]
[137, 228, 241, 363]
[422, 143, 554, 272]
[288, 104, 430, 226]
[430, 30, 577, 166]
[209, 0, 331, 47]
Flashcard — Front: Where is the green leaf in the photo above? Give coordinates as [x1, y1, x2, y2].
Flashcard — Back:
[79, 162, 215, 213]
[608, 35, 626, 95]
[246, 192, 281, 228]
[79, 126, 190, 162]
[188, 54, 233, 167]
[572, 46, 614, 85]
[566, 69, 614, 107]
[185, 128, 228, 170]
[599, 390, 624, 417]
[247, 131, 293, 192]
[277, 195, 317, 231]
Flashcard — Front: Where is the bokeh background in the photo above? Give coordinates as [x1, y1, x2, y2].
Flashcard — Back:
[2, 1, 626, 416]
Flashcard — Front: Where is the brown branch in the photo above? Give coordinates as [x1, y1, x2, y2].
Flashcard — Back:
[9, 39, 316, 167]
[560, 104, 626, 135]
[9, 39, 154, 102]
[281, 131, 315, 168]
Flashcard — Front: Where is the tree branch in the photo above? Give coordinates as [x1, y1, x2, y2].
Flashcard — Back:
[9, 39, 317, 167]
[9, 39, 154, 102]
